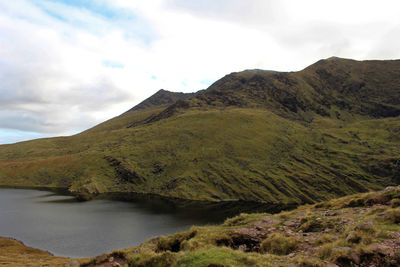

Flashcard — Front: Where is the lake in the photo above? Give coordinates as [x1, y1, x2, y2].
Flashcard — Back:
[0, 188, 279, 258]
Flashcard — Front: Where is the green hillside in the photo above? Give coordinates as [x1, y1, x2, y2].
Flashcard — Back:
[1, 57, 400, 204]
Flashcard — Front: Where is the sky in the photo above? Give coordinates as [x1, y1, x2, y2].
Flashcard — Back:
[1, 0, 400, 144]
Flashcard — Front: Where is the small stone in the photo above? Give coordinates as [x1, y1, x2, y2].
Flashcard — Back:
[238, 244, 247, 251]
[355, 221, 374, 231]
[350, 252, 360, 264]
[63, 261, 79, 267]
[284, 221, 296, 227]
[95, 255, 107, 263]
[369, 243, 393, 256]
[332, 246, 352, 253]
[383, 186, 400, 192]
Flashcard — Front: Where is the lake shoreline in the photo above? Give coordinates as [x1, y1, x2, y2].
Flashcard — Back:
[0, 184, 299, 215]
[1, 187, 287, 258]
[0, 184, 299, 214]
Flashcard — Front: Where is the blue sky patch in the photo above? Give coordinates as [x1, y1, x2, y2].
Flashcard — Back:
[102, 60, 124, 69]
[41, 0, 126, 20]
[30, 0, 158, 45]
[0, 129, 49, 145]
[200, 79, 215, 87]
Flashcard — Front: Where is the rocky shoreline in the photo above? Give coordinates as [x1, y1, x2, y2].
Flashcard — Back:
[83, 186, 400, 266]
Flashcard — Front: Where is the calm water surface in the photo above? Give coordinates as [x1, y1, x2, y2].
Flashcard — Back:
[0, 188, 275, 258]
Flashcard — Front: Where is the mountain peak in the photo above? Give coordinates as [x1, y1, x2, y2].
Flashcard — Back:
[326, 56, 346, 60]
[155, 88, 170, 94]
[128, 89, 196, 112]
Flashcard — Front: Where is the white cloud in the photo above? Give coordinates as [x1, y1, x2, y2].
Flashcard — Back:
[1, 0, 400, 144]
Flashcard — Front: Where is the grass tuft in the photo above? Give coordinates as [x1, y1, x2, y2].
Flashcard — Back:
[260, 233, 298, 255]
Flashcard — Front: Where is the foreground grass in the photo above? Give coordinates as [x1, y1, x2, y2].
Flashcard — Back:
[82, 186, 400, 266]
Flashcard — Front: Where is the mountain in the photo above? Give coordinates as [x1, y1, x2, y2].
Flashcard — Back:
[1, 57, 400, 204]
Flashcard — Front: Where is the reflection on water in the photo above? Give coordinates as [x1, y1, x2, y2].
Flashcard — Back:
[0, 188, 292, 258]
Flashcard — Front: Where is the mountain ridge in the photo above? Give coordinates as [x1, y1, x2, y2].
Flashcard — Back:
[120, 57, 400, 129]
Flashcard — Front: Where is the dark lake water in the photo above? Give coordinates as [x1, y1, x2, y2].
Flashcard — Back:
[0, 188, 279, 258]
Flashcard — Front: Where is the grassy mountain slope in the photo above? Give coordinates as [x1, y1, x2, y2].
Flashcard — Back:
[1, 57, 400, 204]
[82, 186, 400, 267]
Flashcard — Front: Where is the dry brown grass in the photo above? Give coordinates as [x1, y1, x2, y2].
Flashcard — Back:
[0, 237, 85, 267]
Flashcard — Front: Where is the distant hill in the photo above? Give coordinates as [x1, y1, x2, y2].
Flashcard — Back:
[1, 57, 400, 204]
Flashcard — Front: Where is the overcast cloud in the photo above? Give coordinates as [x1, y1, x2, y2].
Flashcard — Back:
[1, 0, 400, 144]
